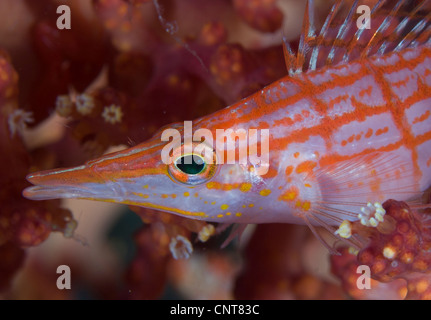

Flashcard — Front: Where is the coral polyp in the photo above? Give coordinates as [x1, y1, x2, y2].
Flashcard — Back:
[332, 199, 431, 299]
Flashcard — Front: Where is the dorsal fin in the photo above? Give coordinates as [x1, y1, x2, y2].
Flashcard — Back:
[284, 0, 431, 76]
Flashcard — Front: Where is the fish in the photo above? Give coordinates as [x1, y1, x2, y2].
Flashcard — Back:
[23, 0, 431, 249]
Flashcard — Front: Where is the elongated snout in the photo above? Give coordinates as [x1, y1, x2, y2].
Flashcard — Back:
[23, 165, 111, 201]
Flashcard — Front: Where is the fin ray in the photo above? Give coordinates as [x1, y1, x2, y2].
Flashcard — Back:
[218, 223, 248, 248]
[303, 214, 340, 255]
[309, 0, 344, 71]
[306, 151, 423, 225]
[284, 0, 431, 74]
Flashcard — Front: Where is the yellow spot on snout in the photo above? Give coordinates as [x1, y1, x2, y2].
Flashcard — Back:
[221, 204, 229, 210]
[240, 183, 252, 192]
[206, 181, 219, 189]
[259, 189, 271, 196]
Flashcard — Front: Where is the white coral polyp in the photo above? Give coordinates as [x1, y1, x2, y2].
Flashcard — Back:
[359, 202, 386, 227]
[8, 109, 34, 137]
[102, 104, 123, 124]
[169, 235, 193, 260]
[76, 93, 95, 115]
[55, 95, 73, 117]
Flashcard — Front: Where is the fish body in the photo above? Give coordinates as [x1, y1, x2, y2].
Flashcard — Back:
[23, 0, 431, 231]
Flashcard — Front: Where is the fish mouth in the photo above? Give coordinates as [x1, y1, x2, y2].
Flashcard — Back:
[23, 184, 107, 201]
[23, 165, 114, 201]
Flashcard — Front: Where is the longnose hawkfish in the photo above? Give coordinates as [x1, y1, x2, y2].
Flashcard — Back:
[23, 0, 431, 252]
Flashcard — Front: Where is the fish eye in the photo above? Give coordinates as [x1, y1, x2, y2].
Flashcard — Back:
[168, 143, 218, 185]
[175, 155, 206, 175]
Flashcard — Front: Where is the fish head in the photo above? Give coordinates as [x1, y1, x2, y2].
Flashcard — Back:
[23, 121, 268, 222]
